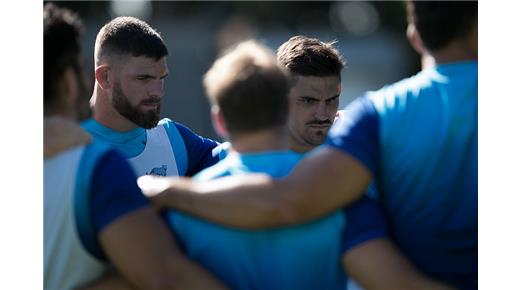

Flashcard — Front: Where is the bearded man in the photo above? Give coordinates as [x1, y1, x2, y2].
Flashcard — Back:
[83, 16, 222, 178]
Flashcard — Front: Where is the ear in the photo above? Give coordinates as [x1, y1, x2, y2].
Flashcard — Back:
[406, 24, 426, 56]
[211, 106, 229, 139]
[95, 65, 112, 90]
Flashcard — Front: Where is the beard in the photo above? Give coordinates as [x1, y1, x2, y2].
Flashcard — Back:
[111, 81, 161, 129]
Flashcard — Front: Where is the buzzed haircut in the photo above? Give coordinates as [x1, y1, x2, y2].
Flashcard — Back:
[204, 41, 290, 135]
[44, 2, 84, 108]
[95, 16, 168, 65]
[407, 1, 478, 51]
[276, 35, 346, 80]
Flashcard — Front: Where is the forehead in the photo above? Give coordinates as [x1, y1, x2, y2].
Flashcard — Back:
[118, 56, 168, 74]
[290, 75, 340, 98]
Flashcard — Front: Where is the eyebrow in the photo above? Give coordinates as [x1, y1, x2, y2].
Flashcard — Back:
[298, 94, 339, 101]
[299, 96, 320, 101]
[135, 73, 169, 79]
[326, 94, 340, 101]
[298, 96, 320, 102]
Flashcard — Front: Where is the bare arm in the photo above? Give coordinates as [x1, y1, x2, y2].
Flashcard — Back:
[140, 147, 372, 229]
[98, 206, 229, 290]
[342, 239, 457, 290]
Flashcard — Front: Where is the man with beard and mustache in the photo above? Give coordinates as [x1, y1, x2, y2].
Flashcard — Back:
[82, 16, 222, 178]
[44, 5, 229, 290]
[279, 35, 343, 154]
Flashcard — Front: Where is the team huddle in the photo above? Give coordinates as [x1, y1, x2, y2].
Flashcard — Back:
[44, 1, 477, 290]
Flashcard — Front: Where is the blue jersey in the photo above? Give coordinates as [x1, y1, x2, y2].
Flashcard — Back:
[44, 142, 148, 290]
[166, 151, 387, 290]
[326, 61, 477, 290]
[82, 118, 222, 177]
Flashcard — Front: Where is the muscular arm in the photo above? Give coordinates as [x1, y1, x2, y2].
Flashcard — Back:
[87, 150, 229, 290]
[140, 146, 372, 229]
[99, 206, 229, 290]
[342, 239, 457, 290]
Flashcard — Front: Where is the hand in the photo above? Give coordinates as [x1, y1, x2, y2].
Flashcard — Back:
[334, 110, 345, 122]
[137, 175, 197, 211]
[137, 175, 179, 198]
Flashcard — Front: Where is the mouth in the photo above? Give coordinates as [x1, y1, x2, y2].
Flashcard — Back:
[308, 124, 331, 129]
[141, 102, 160, 109]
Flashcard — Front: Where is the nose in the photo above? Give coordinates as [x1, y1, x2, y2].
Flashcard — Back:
[149, 79, 165, 98]
[314, 102, 329, 121]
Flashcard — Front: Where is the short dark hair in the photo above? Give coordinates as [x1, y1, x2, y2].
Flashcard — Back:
[95, 16, 168, 65]
[204, 41, 290, 135]
[277, 35, 346, 80]
[407, 1, 477, 51]
[44, 2, 83, 107]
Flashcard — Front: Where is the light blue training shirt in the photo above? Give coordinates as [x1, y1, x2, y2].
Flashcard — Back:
[326, 61, 478, 290]
[167, 150, 388, 290]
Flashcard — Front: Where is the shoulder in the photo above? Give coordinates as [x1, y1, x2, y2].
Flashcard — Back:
[81, 118, 99, 137]
[86, 144, 134, 183]
[158, 118, 198, 142]
[367, 69, 437, 114]
[79, 142, 115, 170]
[89, 146, 149, 230]
[193, 156, 233, 182]
[157, 117, 174, 127]
[158, 118, 189, 132]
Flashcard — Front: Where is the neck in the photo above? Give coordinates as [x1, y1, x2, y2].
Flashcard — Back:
[91, 84, 139, 132]
[230, 128, 288, 154]
[288, 138, 313, 154]
[427, 30, 477, 67]
[429, 46, 477, 67]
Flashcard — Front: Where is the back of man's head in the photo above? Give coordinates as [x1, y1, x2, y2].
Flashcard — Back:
[277, 35, 345, 80]
[204, 41, 290, 135]
[44, 3, 84, 114]
[95, 16, 168, 66]
[407, 1, 477, 51]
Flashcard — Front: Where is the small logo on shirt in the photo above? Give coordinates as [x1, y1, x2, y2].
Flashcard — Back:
[146, 165, 167, 176]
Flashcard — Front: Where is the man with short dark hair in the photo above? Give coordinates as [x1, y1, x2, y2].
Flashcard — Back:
[44, 5, 228, 290]
[277, 35, 344, 153]
[141, 1, 478, 289]
[83, 16, 221, 178]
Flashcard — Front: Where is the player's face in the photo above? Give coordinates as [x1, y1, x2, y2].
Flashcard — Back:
[288, 75, 340, 153]
[112, 56, 168, 129]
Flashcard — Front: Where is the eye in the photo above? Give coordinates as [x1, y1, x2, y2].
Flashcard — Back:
[300, 97, 317, 104]
[326, 96, 339, 105]
[136, 75, 152, 81]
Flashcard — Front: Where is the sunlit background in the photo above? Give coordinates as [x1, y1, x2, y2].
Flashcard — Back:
[49, 1, 420, 141]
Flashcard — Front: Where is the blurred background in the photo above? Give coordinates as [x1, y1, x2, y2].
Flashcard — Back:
[47, 1, 420, 142]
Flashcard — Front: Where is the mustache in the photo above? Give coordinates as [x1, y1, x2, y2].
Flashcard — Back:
[306, 119, 332, 126]
[140, 97, 161, 105]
